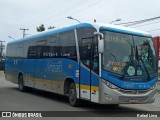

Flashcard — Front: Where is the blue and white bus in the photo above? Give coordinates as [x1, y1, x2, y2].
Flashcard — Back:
[5, 23, 157, 106]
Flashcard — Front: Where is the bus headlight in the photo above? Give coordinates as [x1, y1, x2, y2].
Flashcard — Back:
[101, 79, 119, 89]
[150, 84, 157, 90]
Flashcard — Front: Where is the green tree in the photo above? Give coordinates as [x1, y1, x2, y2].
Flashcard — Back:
[48, 26, 56, 30]
[36, 24, 45, 32]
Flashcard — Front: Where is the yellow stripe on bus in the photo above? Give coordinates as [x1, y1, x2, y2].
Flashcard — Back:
[76, 84, 99, 91]
[16, 75, 99, 91]
[29, 77, 98, 91]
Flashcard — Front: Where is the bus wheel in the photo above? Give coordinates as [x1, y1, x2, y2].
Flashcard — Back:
[69, 83, 80, 107]
[18, 75, 26, 92]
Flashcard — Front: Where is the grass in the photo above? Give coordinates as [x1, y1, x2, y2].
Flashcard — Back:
[157, 89, 160, 94]
[0, 71, 4, 75]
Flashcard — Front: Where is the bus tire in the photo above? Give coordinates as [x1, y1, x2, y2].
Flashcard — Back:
[18, 75, 27, 92]
[69, 83, 80, 107]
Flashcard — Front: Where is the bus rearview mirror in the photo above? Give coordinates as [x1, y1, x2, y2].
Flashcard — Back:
[94, 32, 104, 53]
[94, 32, 104, 39]
[98, 39, 104, 53]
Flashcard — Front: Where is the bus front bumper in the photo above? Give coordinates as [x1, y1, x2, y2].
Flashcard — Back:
[99, 80, 157, 104]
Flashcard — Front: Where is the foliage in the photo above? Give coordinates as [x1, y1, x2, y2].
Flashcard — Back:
[48, 26, 56, 30]
[36, 24, 56, 32]
[36, 24, 45, 32]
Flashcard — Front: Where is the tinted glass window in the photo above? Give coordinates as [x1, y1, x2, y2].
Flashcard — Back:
[28, 31, 77, 60]
[81, 38, 92, 68]
[92, 37, 99, 74]
[28, 46, 62, 59]
[37, 46, 43, 58]
[41, 46, 60, 58]
[37, 40, 46, 46]
[46, 35, 60, 57]
[50, 36, 58, 46]
[28, 46, 37, 59]
[61, 31, 77, 59]
[101, 30, 156, 77]
[42, 46, 51, 58]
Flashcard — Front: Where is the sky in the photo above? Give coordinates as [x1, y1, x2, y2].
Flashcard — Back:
[1, 0, 160, 46]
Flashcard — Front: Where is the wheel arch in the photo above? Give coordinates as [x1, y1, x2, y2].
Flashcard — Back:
[63, 77, 76, 95]
[18, 72, 24, 83]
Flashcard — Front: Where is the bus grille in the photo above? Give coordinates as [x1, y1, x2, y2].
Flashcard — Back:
[118, 89, 150, 95]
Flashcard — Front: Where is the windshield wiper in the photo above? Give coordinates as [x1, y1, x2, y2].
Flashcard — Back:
[135, 46, 150, 81]
[121, 45, 151, 81]
[121, 45, 135, 80]
[109, 52, 117, 61]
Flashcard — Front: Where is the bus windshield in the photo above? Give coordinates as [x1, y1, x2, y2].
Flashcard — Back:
[101, 31, 156, 77]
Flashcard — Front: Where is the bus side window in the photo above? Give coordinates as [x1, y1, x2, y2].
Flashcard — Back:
[41, 46, 51, 58]
[28, 46, 37, 59]
[49, 35, 60, 57]
[61, 31, 77, 59]
[37, 40, 46, 46]
[37, 46, 43, 58]
[16, 43, 23, 58]
[50, 36, 57, 44]
[81, 39, 92, 68]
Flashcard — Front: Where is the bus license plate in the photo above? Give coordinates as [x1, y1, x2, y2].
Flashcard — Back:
[129, 99, 139, 103]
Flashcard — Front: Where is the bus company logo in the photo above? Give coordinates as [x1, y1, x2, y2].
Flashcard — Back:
[2, 112, 11, 117]
[46, 62, 62, 72]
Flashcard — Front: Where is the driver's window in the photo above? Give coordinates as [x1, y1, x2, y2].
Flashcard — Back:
[92, 37, 99, 74]
[81, 39, 92, 68]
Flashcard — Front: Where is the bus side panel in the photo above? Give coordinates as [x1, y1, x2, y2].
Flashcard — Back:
[61, 58, 79, 94]
[43, 59, 53, 92]
[17, 59, 24, 75]
[5, 59, 18, 84]
[45, 58, 63, 94]
[44, 58, 79, 95]
[91, 72, 99, 103]
[80, 65, 91, 100]
[23, 59, 35, 88]
[34, 59, 44, 90]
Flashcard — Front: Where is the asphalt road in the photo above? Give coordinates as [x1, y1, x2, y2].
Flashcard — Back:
[0, 73, 160, 120]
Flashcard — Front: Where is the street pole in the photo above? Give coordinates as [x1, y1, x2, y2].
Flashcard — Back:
[8, 36, 15, 40]
[67, 16, 81, 24]
[110, 19, 121, 24]
[20, 28, 29, 38]
[0, 40, 5, 60]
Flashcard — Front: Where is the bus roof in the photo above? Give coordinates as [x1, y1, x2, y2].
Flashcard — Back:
[8, 23, 93, 44]
[8, 22, 151, 44]
[96, 23, 151, 37]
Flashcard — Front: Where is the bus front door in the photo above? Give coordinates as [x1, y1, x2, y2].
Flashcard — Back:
[80, 37, 93, 100]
